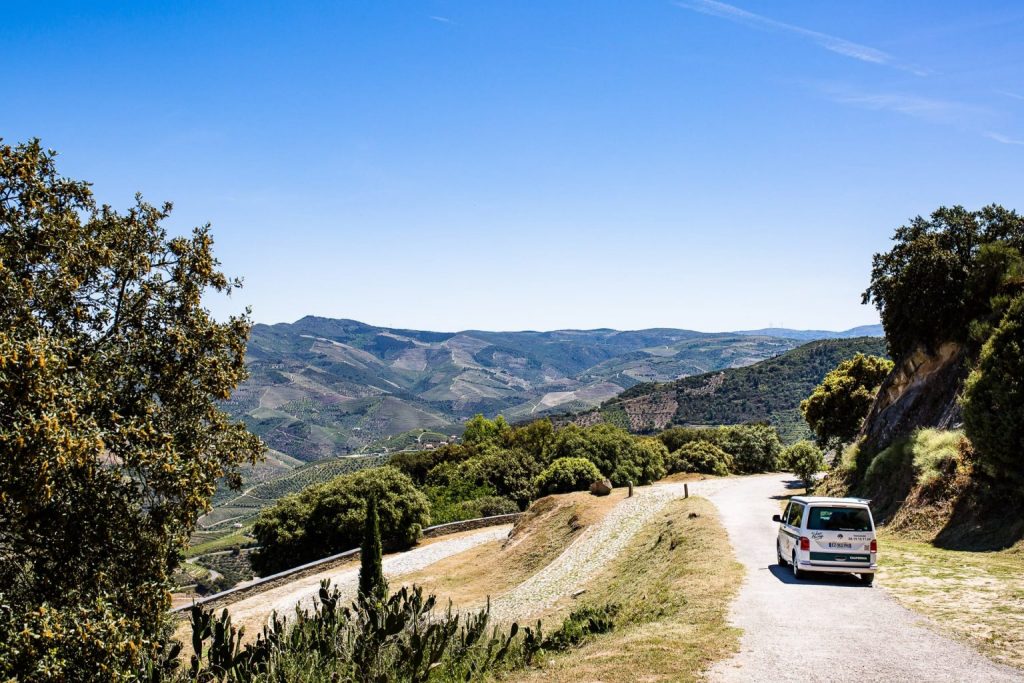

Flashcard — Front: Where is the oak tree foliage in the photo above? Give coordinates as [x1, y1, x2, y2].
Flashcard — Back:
[0, 139, 264, 679]
[863, 205, 1024, 360]
[800, 353, 893, 451]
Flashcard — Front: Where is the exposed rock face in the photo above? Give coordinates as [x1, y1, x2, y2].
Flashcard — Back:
[859, 341, 969, 454]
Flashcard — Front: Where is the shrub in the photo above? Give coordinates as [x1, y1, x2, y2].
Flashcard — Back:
[542, 604, 618, 651]
[658, 424, 782, 474]
[963, 294, 1024, 488]
[863, 439, 912, 491]
[251, 466, 430, 575]
[669, 441, 733, 476]
[909, 429, 965, 488]
[163, 581, 544, 682]
[535, 457, 603, 495]
[782, 441, 826, 488]
[552, 424, 667, 486]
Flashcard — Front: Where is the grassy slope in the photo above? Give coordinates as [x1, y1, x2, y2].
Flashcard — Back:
[399, 489, 628, 611]
[879, 534, 1024, 670]
[509, 497, 742, 682]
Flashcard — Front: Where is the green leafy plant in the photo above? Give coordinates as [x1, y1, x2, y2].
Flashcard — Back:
[251, 466, 429, 575]
[800, 354, 893, 451]
[782, 441, 826, 489]
[0, 138, 264, 679]
[668, 440, 733, 476]
[534, 457, 604, 495]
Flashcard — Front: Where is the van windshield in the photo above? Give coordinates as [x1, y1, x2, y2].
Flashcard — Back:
[807, 507, 872, 532]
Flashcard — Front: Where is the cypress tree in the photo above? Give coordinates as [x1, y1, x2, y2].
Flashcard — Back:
[358, 494, 387, 601]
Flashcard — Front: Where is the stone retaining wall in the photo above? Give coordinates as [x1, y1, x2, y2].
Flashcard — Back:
[173, 512, 521, 615]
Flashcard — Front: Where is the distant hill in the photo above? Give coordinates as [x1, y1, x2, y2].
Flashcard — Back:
[565, 337, 889, 443]
[734, 325, 884, 341]
[227, 317, 835, 463]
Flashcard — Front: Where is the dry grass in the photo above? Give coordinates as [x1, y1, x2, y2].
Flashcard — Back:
[399, 489, 628, 610]
[506, 497, 742, 683]
[879, 532, 1024, 670]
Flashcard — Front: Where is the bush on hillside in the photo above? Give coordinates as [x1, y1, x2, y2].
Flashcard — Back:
[800, 354, 893, 450]
[552, 424, 667, 486]
[909, 429, 965, 488]
[782, 441, 826, 488]
[863, 439, 913, 492]
[658, 424, 782, 474]
[668, 441, 733, 476]
[535, 457, 604, 495]
[251, 466, 430, 575]
[963, 295, 1024, 488]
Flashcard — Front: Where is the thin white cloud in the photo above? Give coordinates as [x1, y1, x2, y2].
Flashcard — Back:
[675, 0, 928, 75]
[429, 15, 453, 24]
[995, 90, 1024, 101]
[818, 84, 984, 125]
[985, 131, 1024, 145]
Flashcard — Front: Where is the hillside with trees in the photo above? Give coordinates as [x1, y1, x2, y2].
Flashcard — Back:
[567, 337, 888, 442]
[229, 318, 884, 466]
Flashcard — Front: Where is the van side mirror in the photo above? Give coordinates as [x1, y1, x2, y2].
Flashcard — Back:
[772, 514, 782, 523]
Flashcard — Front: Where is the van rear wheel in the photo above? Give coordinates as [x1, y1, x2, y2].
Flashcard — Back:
[860, 573, 874, 587]
[792, 553, 804, 580]
[777, 541, 788, 567]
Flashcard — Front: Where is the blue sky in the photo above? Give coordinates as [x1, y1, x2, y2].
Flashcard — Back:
[4, 1, 1023, 332]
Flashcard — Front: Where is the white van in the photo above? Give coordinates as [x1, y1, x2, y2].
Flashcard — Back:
[773, 496, 877, 586]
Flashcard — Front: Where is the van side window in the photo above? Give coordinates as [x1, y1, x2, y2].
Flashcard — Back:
[786, 502, 804, 528]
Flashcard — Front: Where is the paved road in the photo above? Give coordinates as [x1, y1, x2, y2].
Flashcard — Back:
[706, 473, 1022, 683]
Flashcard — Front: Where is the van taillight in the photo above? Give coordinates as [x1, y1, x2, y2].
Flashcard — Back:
[799, 537, 810, 551]
[870, 539, 878, 553]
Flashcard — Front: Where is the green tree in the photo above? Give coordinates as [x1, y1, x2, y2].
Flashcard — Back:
[534, 457, 603, 495]
[659, 424, 782, 473]
[962, 295, 1024, 487]
[0, 139, 264, 679]
[251, 466, 429, 575]
[552, 424, 667, 486]
[668, 440, 733, 476]
[800, 354, 894, 451]
[863, 205, 1024, 360]
[461, 414, 511, 446]
[782, 441, 826, 488]
[358, 496, 387, 601]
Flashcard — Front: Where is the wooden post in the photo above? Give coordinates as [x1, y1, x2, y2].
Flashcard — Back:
[684, 483, 689, 498]
[628, 480, 634, 497]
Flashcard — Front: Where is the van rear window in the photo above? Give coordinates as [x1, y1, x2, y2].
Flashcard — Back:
[807, 507, 872, 532]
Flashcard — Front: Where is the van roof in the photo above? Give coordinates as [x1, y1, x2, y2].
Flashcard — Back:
[790, 496, 872, 506]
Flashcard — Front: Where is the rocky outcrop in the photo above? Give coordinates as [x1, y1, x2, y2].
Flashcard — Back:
[859, 342, 970, 455]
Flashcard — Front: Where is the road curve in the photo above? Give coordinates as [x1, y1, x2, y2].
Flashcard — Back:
[706, 473, 1022, 683]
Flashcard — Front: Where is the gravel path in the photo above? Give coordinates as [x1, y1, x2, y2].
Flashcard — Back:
[489, 479, 726, 622]
[706, 473, 1023, 683]
[227, 526, 511, 630]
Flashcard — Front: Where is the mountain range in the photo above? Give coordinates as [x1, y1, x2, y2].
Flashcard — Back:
[228, 316, 883, 464]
